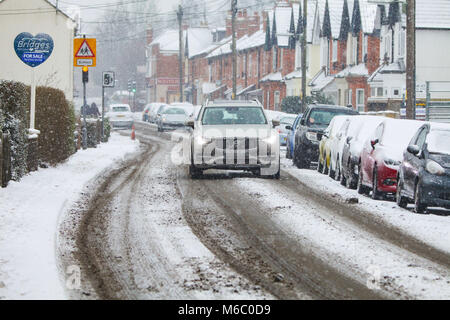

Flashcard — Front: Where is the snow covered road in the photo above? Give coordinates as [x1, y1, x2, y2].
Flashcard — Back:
[58, 121, 450, 300]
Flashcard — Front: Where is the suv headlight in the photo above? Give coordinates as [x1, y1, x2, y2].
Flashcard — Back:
[426, 160, 445, 175]
[263, 134, 277, 145]
[384, 158, 401, 167]
[306, 132, 318, 142]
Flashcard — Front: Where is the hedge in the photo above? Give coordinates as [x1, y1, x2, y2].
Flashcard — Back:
[33, 86, 76, 166]
[0, 80, 77, 182]
[0, 81, 29, 181]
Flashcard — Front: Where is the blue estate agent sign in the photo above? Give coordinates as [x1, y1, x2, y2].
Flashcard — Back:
[14, 32, 54, 68]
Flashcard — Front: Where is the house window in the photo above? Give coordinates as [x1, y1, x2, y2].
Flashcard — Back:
[352, 36, 358, 64]
[243, 55, 247, 79]
[348, 89, 353, 107]
[356, 89, 365, 112]
[363, 35, 368, 61]
[266, 91, 270, 109]
[248, 55, 252, 79]
[272, 47, 278, 72]
[295, 41, 302, 69]
[332, 40, 338, 62]
[399, 30, 406, 58]
[209, 65, 212, 82]
[274, 91, 280, 110]
[378, 87, 383, 97]
[385, 34, 391, 60]
[392, 87, 401, 98]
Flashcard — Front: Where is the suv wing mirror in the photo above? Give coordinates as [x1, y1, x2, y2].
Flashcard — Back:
[272, 119, 280, 128]
[407, 145, 421, 156]
[185, 120, 195, 129]
[285, 125, 292, 130]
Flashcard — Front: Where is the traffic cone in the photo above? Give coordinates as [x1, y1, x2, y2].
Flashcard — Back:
[131, 124, 136, 140]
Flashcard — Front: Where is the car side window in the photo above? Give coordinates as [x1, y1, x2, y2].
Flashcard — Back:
[415, 128, 427, 149]
[375, 123, 384, 141]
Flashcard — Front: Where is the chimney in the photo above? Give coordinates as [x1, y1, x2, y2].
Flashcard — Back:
[146, 28, 153, 45]
[226, 11, 232, 37]
[248, 12, 260, 35]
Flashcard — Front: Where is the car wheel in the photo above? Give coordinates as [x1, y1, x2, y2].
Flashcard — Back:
[294, 146, 307, 169]
[396, 177, 408, 209]
[286, 145, 291, 159]
[340, 165, 347, 186]
[321, 154, 329, 175]
[328, 156, 335, 179]
[372, 168, 384, 200]
[335, 157, 341, 182]
[357, 165, 369, 195]
[317, 154, 323, 173]
[414, 182, 427, 214]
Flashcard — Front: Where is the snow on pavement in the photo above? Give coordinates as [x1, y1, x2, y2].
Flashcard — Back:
[0, 133, 140, 300]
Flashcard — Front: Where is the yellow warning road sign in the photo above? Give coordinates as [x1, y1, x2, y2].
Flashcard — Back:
[74, 38, 96, 67]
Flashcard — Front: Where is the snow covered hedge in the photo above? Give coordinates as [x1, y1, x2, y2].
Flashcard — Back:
[34, 87, 76, 165]
[0, 81, 29, 181]
[0, 81, 77, 183]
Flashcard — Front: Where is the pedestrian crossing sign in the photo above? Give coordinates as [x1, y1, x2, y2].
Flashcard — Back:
[74, 38, 96, 67]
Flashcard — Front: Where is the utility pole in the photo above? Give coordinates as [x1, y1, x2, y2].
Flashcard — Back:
[177, 5, 184, 102]
[231, 0, 237, 100]
[406, 0, 416, 119]
[301, 0, 307, 112]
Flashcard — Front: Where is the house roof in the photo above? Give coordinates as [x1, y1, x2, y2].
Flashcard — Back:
[367, 60, 406, 83]
[185, 27, 213, 59]
[0, 0, 75, 21]
[260, 72, 283, 82]
[309, 68, 334, 91]
[150, 30, 180, 52]
[292, 0, 317, 43]
[335, 63, 369, 78]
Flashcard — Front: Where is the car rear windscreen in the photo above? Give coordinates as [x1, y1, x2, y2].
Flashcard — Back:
[112, 106, 129, 112]
[202, 107, 267, 125]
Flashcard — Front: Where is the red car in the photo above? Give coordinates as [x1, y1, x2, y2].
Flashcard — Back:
[357, 119, 424, 200]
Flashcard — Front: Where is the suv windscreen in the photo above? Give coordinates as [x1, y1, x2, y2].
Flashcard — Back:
[202, 107, 267, 125]
[307, 109, 353, 128]
[163, 108, 186, 115]
[427, 130, 450, 155]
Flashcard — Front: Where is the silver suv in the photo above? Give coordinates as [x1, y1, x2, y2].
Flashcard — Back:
[186, 100, 280, 178]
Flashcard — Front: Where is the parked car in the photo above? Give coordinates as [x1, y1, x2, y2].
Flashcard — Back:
[149, 103, 168, 123]
[286, 114, 303, 159]
[293, 105, 358, 169]
[157, 107, 189, 132]
[186, 100, 280, 179]
[357, 119, 423, 199]
[396, 122, 450, 213]
[170, 102, 195, 118]
[106, 104, 134, 129]
[340, 116, 385, 189]
[277, 115, 297, 146]
[317, 115, 352, 178]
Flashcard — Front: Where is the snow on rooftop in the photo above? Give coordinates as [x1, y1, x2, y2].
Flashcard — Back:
[260, 72, 283, 82]
[150, 30, 180, 51]
[186, 28, 214, 58]
[310, 68, 335, 91]
[336, 63, 369, 78]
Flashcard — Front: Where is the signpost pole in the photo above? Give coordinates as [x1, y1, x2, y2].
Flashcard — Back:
[82, 69, 87, 150]
[30, 68, 36, 130]
[102, 85, 105, 142]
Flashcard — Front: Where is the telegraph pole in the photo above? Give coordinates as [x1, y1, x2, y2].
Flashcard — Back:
[406, 0, 416, 119]
[177, 5, 184, 102]
[301, 0, 307, 112]
[231, 0, 237, 100]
